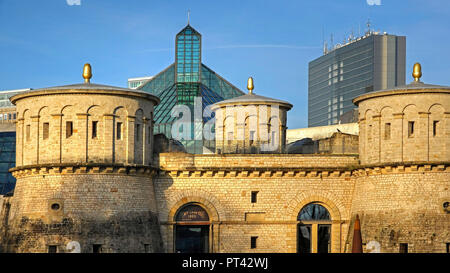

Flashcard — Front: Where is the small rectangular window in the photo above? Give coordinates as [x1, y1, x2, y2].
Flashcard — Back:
[66, 121, 73, 138]
[446, 243, 450, 253]
[116, 122, 122, 140]
[26, 124, 31, 141]
[13, 113, 16, 119]
[384, 123, 391, 140]
[433, 120, 439, 137]
[93, 244, 102, 253]
[399, 243, 408, 253]
[48, 245, 57, 253]
[251, 236, 258, 249]
[92, 121, 98, 139]
[43, 122, 49, 140]
[408, 121, 415, 138]
[251, 191, 258, 203]
[136, 124, 141, 142]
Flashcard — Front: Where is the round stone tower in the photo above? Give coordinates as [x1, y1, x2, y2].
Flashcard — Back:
[211, 77, 292, 154]
[4, 64, 163, 253]
[350, 63, 450, 253]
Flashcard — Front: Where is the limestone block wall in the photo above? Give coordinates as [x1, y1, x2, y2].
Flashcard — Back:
[155, 153, 358, 253]
[355, 89, 450, 165]
[4, 168, 162, 253]
[11, 89, 157, 167]
[350, 169, 450, 253]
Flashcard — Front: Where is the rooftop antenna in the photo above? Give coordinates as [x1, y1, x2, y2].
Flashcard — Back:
[366, 18, 371, 34]
[330, 33, 334, 50]
[322, 26, 327, 55]
[187, 9, 190, 25]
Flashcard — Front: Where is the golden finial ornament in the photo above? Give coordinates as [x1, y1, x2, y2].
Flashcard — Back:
[412, 63, 422, 82]
[247, 77, 254, 94]
[83, 63, 92, 83]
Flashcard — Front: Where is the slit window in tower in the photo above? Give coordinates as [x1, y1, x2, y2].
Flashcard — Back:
[384, 123, 391, 140]
[26, 124, 30, 141]
[251, 236, 258, 249]
[66, 121, 73, 138]
[408, 121, 415, 138]
[92, 121, 98, 139]
[136, 124, 141, 142]
[251, 191, 258, 203]
[116, 122, 122, 140]
[433, 120, 439, 136]
[43, 122, 49, 140]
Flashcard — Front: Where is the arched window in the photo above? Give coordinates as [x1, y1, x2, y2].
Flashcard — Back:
[298, 203, 331, 221]
[174, 204, 210, 253]
[297, 203, 332, 253]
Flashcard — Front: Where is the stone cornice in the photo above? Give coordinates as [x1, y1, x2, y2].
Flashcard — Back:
[159, 161, 450, 178]
[10, 163, 158, 178]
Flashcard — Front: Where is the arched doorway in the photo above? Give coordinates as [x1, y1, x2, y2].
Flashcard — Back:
[174, 203, 210, 253]
[297, 203, 332, 253]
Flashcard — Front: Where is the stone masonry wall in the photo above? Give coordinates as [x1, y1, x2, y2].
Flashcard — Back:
[350, 171, 450, 253]
[155, 153, 358, 253]
[3, 172, 163, 253]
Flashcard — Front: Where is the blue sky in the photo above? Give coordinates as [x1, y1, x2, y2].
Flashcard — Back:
[1, 0, 449, 128]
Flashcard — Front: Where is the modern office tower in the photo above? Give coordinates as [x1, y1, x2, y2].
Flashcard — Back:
[127, 76, 153, 89]
[139, 24, 244, 154]
[308, 31, 406, 127]
[0, 89, 29, 194]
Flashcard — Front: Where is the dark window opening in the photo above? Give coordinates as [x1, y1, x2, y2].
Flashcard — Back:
[175, 204, 210, 253]
[446, 243, 450, 253]
[136, 124, 141, 141]
[251, 236, 258, 249]
[48, 245, 57, 253]
[43, 122, 49, 140]
[408, 121, 415, 138]
[93, 244, 103, 253]
[317, 225, 331, 253]
[433, 120, 439, 137]
[66, 121, 73, 138]
[298, 225, 311, 253]
[92, 121, 98, 138]
[144, 244, 151, 253]
[251, 191, 258, 203]
[51, 203, 60, 211]
[399, 243, 408, 253]
[116, 122, 122, 140]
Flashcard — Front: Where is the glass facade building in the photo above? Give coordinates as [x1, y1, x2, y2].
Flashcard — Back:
[0, 132, 16, 195]
[308, 33, 405, 127]
[139, 25, 244, 153]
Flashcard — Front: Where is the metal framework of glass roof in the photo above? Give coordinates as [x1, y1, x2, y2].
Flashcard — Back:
[139, 24, 244, 154]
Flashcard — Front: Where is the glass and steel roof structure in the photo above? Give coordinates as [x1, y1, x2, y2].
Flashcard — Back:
[139, 24, 244, 154]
